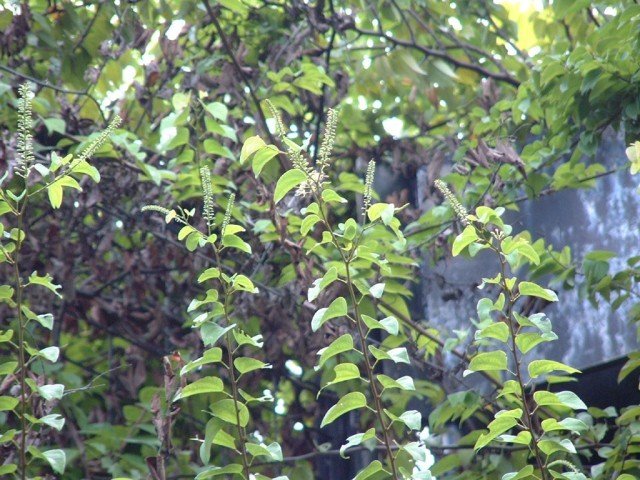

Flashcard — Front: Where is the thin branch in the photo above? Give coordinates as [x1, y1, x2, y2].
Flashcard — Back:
[348, 27, 520, 87]
[202, 0, 290, 169]
[73, 1, 104, 52]
[0, 64, 106, 121]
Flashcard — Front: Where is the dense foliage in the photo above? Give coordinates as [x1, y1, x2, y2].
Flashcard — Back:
[1, 1, 640, 479]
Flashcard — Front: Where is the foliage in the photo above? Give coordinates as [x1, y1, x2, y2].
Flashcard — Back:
[0, 83, 119, 477]
[1, 1, 640, 479]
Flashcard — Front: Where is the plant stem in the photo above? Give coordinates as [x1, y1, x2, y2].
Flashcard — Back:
[345, 262, 400, 479]
[14, 199, 27, 480]
[214, 247, 251, 479]
[496, 248, 549, 480]
[224, 330, 251, 480]
[314, 196, 399, 479]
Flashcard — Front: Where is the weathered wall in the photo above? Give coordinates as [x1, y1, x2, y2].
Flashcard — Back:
[419, 128, 640, 371]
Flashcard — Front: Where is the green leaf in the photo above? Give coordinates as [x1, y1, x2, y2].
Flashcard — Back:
[325, 363, 361, 388]
[0, 429, 16, 443]
[200, 322, 236, 346]
[181, 348, 223, 375]
[233, 330, 264, 348]
[501, 237, 540, 265]
[204, 101, 228, 121]
[34, 314, 54, 330]
[0, 396, 19, 411]
[0, 330, 13, 342]
[174, 376, 224, 400]
[353, 460, 386, 480]
[38, 384, 64, 400]
[28, 272, 62, 297]
[626, 141, 640, 174]
[301, 214, 321, 236]
[38, 346, 60, 362]
[0, 465, 17, 475]
[465, 351, 508, 376]
[311, 297, 348, 332]
[515, 332, 556, 354]
[241, 136, 267, 163]
[499, 431, 532, 446]
[433, 59, 458, 79]
[401, 51, 427, 75]
[475, 409, 522, 450]
[234, 357, 270, 375]
[0, 361, 17, 375]
[316, 334, 355, 369]
[541, 417, 588, 434]
[70, 159, 100, 182]
[538, 438, 576, 455]
[210, 398, 250, 427]
[47, 181, 63, 209]
[476, 322, 510, 343]
[42, 449, 66, 475]
[320, 392, 367, 427]
[178, 225, 197, 241]
[308, 267, 338, 302]
[222, 234, 252, 254]
[198, 267, 221, 283]
[245, 442, 283, 461]
[362, 315, 399, 336]
[252, 145, 280, 176]
[533, 391, 587, 410]
[369, 345, 410, 364]
[38, 414, 66, 431]
[274, 169, 307, 204]
[0, 285, 14, 299]
[195, 464, 244, 479]
[321, 189, 347, 204]
[367, 203, 394, 225]
[369, 283, 385, 299]
[377, 374, 415, 391]
[340, 428, 376, 458]
[398, 410, 422, 430]
[200, 418, 219, 464]
[518, 281, 558, 302]
[616, 475, 637, 480]
[47, 176, 81, 209]
[502, 465, 534, 480]
[528, 360, 579, 379]
[452, 226, 479, 256]
[554, 0, 590, 19]
[264, 442, 284, 462]
[231, 274, 258, 293]
[211, 425, 241, 455]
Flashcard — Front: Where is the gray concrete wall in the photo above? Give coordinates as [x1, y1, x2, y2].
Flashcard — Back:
[419, 128, 640, 370]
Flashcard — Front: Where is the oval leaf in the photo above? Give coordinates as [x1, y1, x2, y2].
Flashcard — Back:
[320, 392, 367, 428]
[274, 169, 307, 204]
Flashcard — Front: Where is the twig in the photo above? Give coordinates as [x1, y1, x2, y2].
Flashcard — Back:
[348, 26, 520, 86]
[202, 0, 289, 169]
[0, 64, 106, 121]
